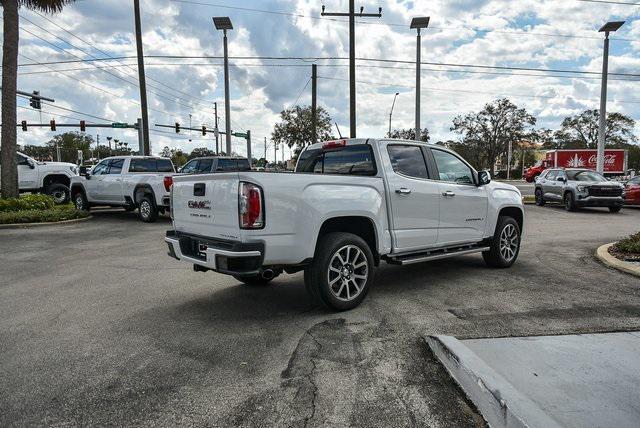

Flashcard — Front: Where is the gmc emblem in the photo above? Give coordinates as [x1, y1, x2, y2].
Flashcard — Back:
[188, 200, 211, 210]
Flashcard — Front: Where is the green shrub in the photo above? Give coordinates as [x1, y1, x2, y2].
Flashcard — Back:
[614, 232, 640, 254]
[0, 194, 56, 212]
[0, 205, 89, 225]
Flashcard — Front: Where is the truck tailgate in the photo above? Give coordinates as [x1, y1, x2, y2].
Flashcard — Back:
[171, 173, 241, 240]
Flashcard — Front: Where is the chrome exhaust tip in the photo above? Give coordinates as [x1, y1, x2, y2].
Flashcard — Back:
[261, 269, 275, 280]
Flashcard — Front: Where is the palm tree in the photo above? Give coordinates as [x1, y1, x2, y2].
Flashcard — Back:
[1, 0, 74, 198]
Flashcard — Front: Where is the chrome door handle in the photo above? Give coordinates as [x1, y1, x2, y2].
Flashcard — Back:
[442, 191, 456, 197]
[395, 188, 412, 195]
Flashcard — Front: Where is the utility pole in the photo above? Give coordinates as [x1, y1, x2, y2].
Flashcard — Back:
[596, 21, 624, 174]
[137, 118, 144, 155]
[321, 2, 382, 138]
[246, 130, 252, 165]
[264, 136, 267, 159]
[410, 17, 430, 142]
[274, 142, 278, 166]
[133, 0, 150, 155]
[311, 64, 317, 143]
[214, 101, 219, 154]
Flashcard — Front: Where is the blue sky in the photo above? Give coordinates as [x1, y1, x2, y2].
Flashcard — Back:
[6, 0, 640, 160]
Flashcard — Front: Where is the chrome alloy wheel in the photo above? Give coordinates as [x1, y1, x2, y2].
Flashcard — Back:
[499, 223, 519, 262]
[52, 189, 67, 204]
[327, 244, 368, 302]
[75, 194, 84, 210]
[140, 200, 151, 218]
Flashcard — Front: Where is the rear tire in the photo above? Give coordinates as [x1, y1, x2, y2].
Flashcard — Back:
[564, 192, 576, 212]
[46, 183, 70, 204]
[609, 206, 621, 213]
[483, 216, 521, 268]
[304, 232, 374, 311]
[138, 196, 158, 222]
[534, 188, 545, 206]
[233, 274, 276, 286]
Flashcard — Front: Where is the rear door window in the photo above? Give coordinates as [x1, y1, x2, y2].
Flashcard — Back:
[546, 170, 558, 181]
[387, 145, 429, 179]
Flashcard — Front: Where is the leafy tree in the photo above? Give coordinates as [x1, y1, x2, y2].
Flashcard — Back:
[1, 0, 76, 198]
[451, 98, 536, 171]
[271, 105, 333, 156]
[188, 147, 216, 159]
[19, 145, 53, 160]
[159, 146, 188, 167]
[554, 109, 637, 149]
[46, 132, 94, 163]
[389, 128, 430, 142]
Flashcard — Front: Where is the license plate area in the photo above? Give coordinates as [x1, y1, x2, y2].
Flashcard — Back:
[197, 242, 208, 257]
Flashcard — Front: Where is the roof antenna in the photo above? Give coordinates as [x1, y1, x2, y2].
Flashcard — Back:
[334, 122, 343, 139]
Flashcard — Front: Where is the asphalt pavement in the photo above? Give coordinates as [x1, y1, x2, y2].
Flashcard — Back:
[1, 205, 640, 426]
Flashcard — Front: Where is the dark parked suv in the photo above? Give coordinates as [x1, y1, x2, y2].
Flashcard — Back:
[534, 168, 625, 213]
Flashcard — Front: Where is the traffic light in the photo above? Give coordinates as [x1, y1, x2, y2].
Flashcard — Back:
[80, 120, 86, 132]
[21, 120, 27, 131]
[50, 120, 56, 131]
[202, 126, 207, 136]
[29, 91, 41, 110]
[175, 122, 180, 133]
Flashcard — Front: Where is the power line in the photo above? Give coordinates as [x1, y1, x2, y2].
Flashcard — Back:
[28, 9, 217, 108]
[574, 0, 639, 5]
[292, 77, 311, 106]
[168, 0, 638, 42]
[318, 75, 640, 105]
[18, 18, 214, 112]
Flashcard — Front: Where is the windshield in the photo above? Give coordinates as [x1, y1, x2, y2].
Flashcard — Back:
[566, 170, 606, 182]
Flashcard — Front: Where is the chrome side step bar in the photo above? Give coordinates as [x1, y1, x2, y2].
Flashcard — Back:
[386, 245, 490, 265]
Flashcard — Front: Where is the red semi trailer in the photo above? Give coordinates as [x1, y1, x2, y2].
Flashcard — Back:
[524, 149, 628, 182]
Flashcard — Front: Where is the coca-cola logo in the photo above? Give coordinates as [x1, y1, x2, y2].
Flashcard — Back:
[587, 154, 616, 165]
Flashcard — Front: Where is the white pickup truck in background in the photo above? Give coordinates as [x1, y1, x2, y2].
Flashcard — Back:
[166, 138, 524, 310]
[0, 151, 79, 203]
[70, 156, 175, 222]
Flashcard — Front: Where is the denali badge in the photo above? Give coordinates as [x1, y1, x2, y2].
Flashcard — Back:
[188, 200, 211, 210]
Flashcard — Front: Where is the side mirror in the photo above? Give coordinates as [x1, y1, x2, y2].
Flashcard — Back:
[27, 160, 36, 169]
[558, 177, 566, 183]
[477, 170, 491, 186]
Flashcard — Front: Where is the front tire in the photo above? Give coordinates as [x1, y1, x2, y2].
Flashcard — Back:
[46, 183, 70, 204]
[483, 216, 521, 268]
[138, 196, 158, 222]
[535, 188, 545, 206]
[73, 190, 89, 212]
[304, 232, 374, 311]
[564, 192, 576, 212]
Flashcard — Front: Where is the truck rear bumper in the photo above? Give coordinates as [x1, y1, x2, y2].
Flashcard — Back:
[165, 230, 264, 275]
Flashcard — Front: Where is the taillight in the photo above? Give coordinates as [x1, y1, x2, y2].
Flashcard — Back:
[322, 139, 347, 150]
[163, 176, 173, 192]
[239, 182, 264, 229]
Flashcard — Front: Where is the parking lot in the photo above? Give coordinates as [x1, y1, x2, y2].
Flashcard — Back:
[1, 205, 640, 426]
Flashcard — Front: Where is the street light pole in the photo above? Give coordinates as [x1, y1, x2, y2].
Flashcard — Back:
[597, 21, 624, 174]
[410, 17, 429, 142]
[388, 92, 399, 137]
[213, 17, 233, 155]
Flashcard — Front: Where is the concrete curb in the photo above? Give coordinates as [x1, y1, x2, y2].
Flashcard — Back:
[596, 242, 640, 278]
[425, 335, 562, 428]
[0, 215, 92, 230]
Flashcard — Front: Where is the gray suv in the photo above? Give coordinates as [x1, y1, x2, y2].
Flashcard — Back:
[535, 168, 625, 213]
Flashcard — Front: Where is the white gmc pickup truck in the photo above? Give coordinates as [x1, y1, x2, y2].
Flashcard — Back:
[166, 138, 524, 310]
[70, 156, 175, 222]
